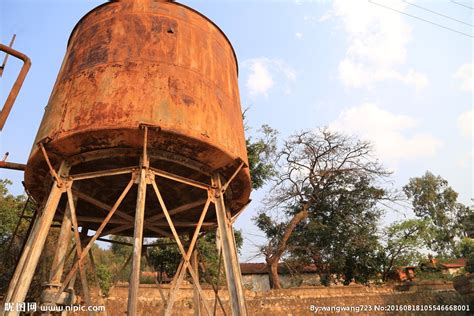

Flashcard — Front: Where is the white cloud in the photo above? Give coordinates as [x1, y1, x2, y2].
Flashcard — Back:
[454, 63, 473, 92]
[402, 70, 429, 90]
[338, 60, 428, 90]
[245, 60, 273, 97]
[243, 58, 296, 97]
[304, 15, 317, 21]
[458, 110, 473, 138]
[457, 149, 474, 168]
[296, 0, 329, 4]
[325, 0, 428, 89]
[329, 103, 442, 165]
[295, 32, 303, 39]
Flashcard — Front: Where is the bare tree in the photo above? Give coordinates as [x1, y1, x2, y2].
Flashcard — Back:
[254, 128, 391, 289]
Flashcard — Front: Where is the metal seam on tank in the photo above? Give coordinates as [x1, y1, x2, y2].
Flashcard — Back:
[61, 63, 240, 103]
[57, 59, 242, 112]
[67, 2, 239, 74]
[42, 126, 244, 161]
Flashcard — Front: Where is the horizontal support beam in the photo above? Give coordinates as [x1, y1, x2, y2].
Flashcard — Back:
[148, 221, 215, 228]
[69, 167, 135, 181]
[72, 189, 134, 222]
[77, 216, 214, 228]
[76, 216, 128, 225]
[96, 237, 133, 246]
[148, 199, 207, 223]
[143, 241, 181, 248]
[150, 167, 210, 190]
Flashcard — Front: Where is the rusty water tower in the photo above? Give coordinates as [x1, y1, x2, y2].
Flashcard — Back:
[3, 0, 250, 315]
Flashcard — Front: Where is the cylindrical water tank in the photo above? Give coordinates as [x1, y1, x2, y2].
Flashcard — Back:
[24, 0, 251, 236]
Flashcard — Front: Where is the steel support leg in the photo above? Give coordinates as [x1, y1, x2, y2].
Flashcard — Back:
[191, 247, 201, 316]
[78, 228, 93, 315]
[4, 162, 69, 315]
[127, 166, 147, 316]
[40, 201, 74, 308]
[49, 204, 73, 285]
[212, 173, 247, 316]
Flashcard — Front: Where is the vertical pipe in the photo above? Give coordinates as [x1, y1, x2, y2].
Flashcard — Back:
[0, 44, 31, 131]
[127, 166, 147, 316]
[212, 173, 247, 316]
[5, 162, 69, 315]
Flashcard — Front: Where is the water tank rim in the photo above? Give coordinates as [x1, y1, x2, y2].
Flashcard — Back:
[66, 0, 239, 75]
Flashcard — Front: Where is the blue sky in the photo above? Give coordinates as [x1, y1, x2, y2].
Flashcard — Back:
[1, 0, 472, 262]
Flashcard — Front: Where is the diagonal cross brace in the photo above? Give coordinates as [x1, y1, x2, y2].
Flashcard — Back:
[151, 178, 213, 316]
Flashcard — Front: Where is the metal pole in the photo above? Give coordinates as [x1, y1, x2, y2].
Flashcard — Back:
[49, 202, 73, 285]
[191, 244, 201, 316]
[78, 227, 93, 315]
[5, 162, 69, 315]
[212, 173, 247, 316]
[127, 164, 147, 316]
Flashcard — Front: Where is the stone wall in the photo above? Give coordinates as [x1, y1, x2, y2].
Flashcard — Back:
[243, 273, 321, 291]
[243, 274, 270, 291]
[84, 283, 473, 316]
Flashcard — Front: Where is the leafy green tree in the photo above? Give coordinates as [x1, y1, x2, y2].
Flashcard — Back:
[110, 235, 133, 260]
[246, 124, 278, 189]
[147, 230, 243, 284]
[458, 238, 474, 273]
[96, 263, 112, 296]
[107, 235, 133, 281]
[288, 176, 385, 285]
[380, 219, 432, 280]
[148, 239, 182, 282]
[0, 179, 58, 300]
[0, 179, 32, 294]
[462, 203, 474, 238]
[0, 179, 28, 249]
[403, 171, 470, 256]
[254, 129, 391, 288]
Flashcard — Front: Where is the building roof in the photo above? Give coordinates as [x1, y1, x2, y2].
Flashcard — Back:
[440, 258, 467, 269]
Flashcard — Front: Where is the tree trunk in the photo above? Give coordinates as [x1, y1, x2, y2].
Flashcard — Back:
[266, 205, 309, 289]
[267, 258, 280, 289]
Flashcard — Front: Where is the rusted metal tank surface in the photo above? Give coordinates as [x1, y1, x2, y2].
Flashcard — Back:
[24, 0, 251, 237]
